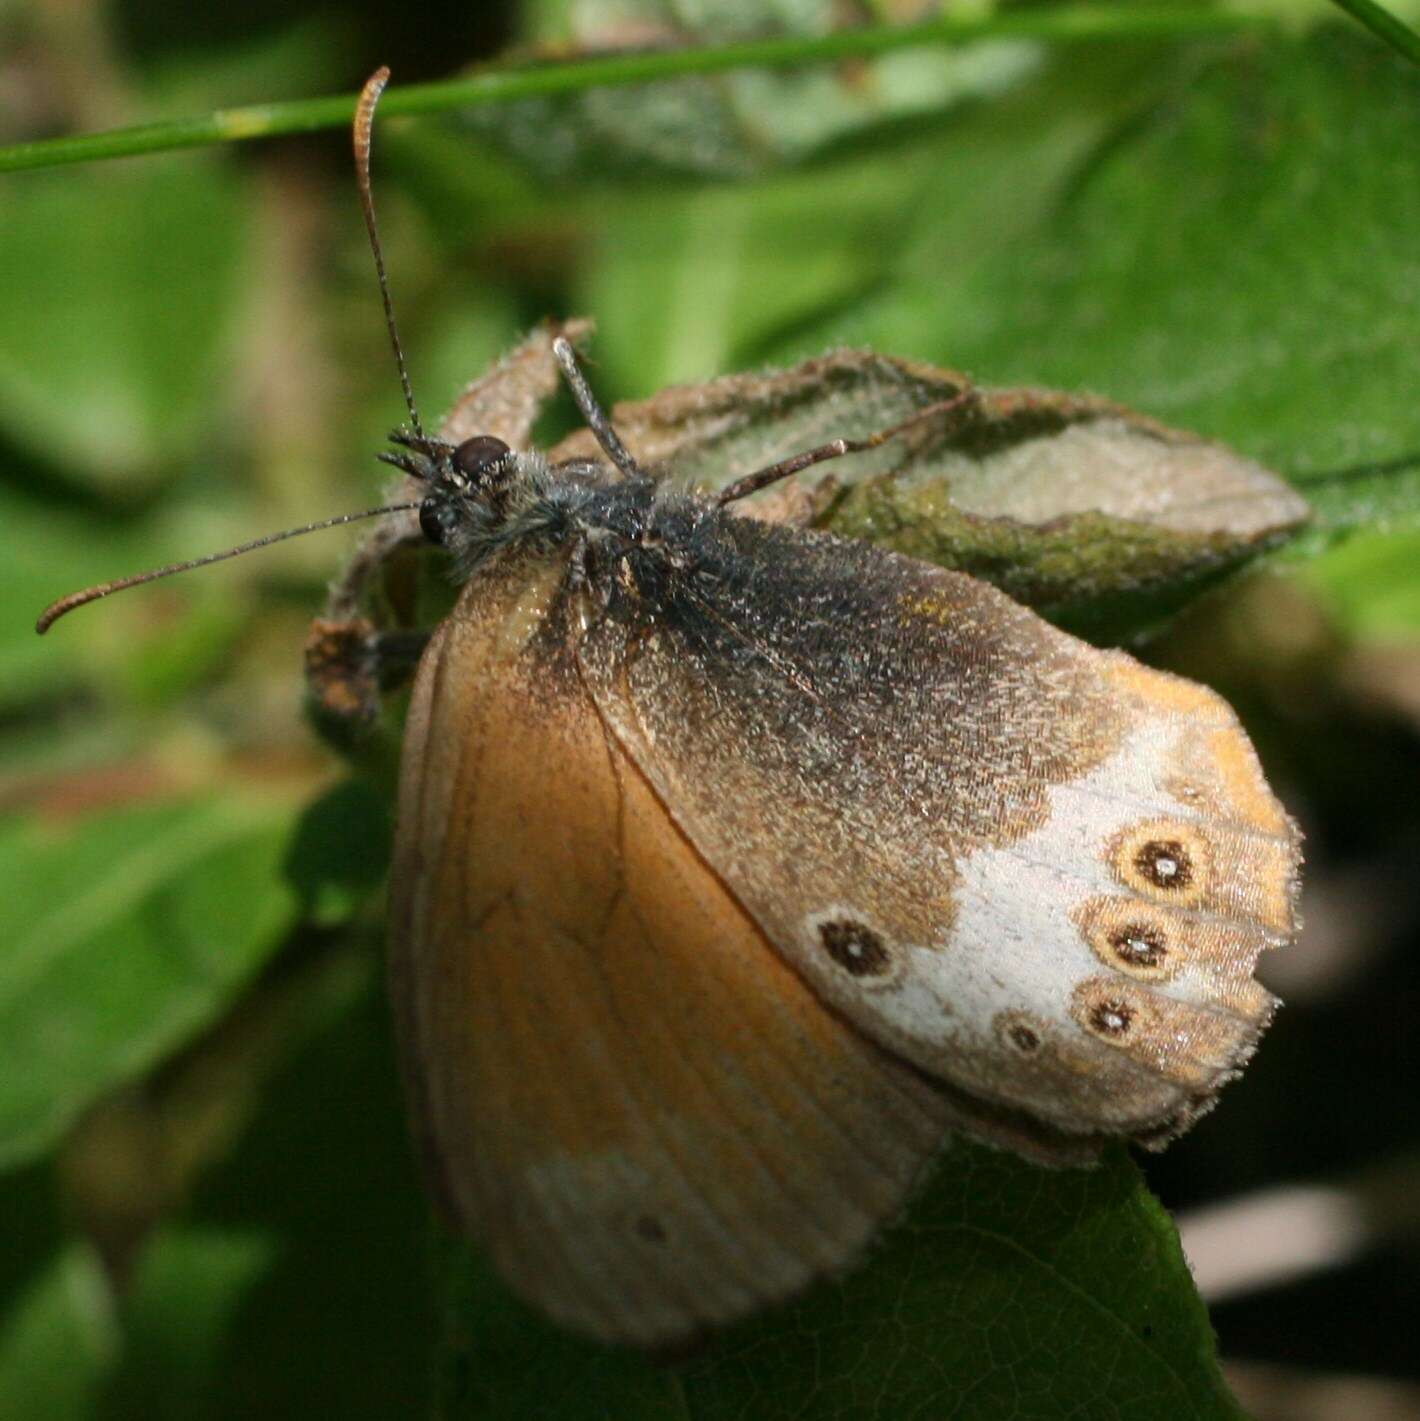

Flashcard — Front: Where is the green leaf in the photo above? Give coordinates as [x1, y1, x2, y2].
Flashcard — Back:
[788, 32, 1420, 541]
[0, 1245, 117, 1421]
[0, 484, 262, 718]
[0, 490, 148, 713]
[577, 42, 1167, 395]
[103, 1228, 277, 1418]
[1298, 527, 1420, 636]
[171, 979, 436, 1417]
[0, 797, 302, 1171]
[0, 159, 248, 490]
[439, 1143, 1242, 1420]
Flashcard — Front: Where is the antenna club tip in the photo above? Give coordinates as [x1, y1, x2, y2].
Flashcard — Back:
[36, 592, 87, 633]
[354, 70, 392, 153]
[35, 592, 82, 633]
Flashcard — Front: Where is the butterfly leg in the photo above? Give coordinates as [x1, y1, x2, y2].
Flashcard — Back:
[716, 389, 980, 506]
[305, 505, 427, 734]
[552, 335, 643, 479]
[305, 617, 430, 738]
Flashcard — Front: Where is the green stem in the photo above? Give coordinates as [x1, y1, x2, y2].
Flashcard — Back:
[1327, 0, 1420, 65]
[0, 7, 1268, 175]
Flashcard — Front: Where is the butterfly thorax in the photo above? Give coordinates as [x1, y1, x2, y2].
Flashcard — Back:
[383, 420, 725, 618]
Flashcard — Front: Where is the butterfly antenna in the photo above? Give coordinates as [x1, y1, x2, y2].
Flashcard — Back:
[36, 75, 436, 637]
[35, 501, 421, 634]
[354, 67, 423, 441]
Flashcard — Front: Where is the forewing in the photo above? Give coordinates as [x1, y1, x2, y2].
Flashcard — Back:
[577, 515, 1301, 1157]
[389, 550, 951, 1347]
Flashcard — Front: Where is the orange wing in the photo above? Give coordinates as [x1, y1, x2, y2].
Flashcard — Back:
[388, 553, 951, 1346]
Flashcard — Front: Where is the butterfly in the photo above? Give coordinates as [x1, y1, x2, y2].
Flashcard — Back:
[39, 69, 1303, 1350]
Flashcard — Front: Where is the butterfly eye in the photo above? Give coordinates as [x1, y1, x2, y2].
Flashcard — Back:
[453, 435, 512, 480]
[419, 496, 461, 547]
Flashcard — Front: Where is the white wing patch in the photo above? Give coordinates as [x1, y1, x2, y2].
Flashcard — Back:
[800, 709, 1290, 1139]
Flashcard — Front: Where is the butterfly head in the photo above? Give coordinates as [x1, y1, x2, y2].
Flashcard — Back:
[379, 420, 639, 580]
[379, 430, 518, 532]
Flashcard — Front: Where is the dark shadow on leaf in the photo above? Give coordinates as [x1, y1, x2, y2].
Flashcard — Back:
[281, 778, 391, 911]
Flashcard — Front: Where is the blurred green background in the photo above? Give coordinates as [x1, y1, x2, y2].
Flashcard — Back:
[2, 1, 1419, 1416]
